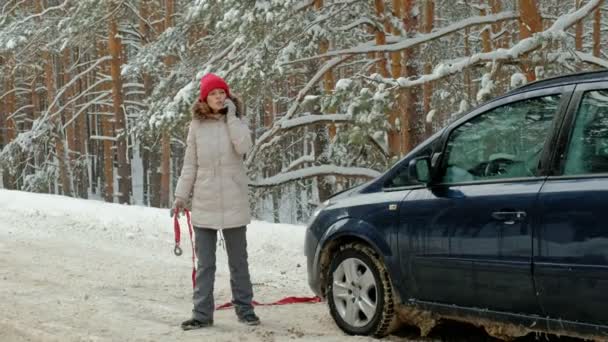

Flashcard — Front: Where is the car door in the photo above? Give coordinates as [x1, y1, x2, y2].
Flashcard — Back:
[380, 135, 446, 299]
[400, 86, 573, 314]
[535, 82, 608, 326]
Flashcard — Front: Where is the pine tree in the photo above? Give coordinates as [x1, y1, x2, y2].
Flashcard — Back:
[1, 0, 606, 223]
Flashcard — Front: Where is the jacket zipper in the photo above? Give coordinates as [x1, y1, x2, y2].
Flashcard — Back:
[218, 120, 224, 230]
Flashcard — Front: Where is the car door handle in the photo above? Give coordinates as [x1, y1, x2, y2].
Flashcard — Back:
[491, 211, 527, 225]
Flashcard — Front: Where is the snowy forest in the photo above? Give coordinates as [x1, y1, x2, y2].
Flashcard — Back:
[0, 0, 605, 224]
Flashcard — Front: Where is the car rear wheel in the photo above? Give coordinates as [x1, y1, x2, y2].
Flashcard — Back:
[327, 243, 398, 337]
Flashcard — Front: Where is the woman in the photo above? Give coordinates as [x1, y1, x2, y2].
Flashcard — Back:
[173, 73, 259, 330]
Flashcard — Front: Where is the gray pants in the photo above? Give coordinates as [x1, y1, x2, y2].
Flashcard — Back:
[192, 226, 254, 321]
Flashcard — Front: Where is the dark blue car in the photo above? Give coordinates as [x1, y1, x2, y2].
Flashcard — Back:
[305, 70, 608, 340]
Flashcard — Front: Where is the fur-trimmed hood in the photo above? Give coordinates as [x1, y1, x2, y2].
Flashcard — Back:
[192, 94, 244, 121]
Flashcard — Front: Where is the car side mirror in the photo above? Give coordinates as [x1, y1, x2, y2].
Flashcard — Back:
[409, 156, 431, 184]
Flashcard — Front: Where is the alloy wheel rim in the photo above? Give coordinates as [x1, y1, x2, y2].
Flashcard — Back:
[332, 257, 378, 327]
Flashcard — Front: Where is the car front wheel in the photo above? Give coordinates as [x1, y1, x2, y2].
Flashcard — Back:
[327, 243, 398, 337]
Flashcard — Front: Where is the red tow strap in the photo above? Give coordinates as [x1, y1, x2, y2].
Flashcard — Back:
[173, 208, 196, 288]
[172, 210, 322, 307]
[215, 296, 321, 310]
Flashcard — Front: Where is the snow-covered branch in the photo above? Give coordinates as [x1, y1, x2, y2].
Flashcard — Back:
[7, 104, 34, 120]
[572, 51, 608, 68]
[0, 0, 26, 25]
[286, 11, 518, 64]
[370, 0, 603, 90]
[249, 165, 381, 188]
[282, 155, 316, 173]
[294, 0, 316, 12]
[367, 134, 388, 158]
[280, 114, 352, 130]
[89, 135, 118, 142]
[14, 0, 69, 25]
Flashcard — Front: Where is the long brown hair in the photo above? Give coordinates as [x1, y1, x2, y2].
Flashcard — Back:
[192, 94, 244, 121]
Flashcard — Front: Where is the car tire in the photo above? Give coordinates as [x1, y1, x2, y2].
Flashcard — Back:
[327, 243, 399, 337]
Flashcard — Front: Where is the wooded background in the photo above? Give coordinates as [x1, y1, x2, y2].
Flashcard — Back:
[0, 0, 605, 223]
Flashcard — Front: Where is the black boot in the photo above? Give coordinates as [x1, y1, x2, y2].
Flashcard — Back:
[238, 312, 260, 326]
[181, 318, 213, 330]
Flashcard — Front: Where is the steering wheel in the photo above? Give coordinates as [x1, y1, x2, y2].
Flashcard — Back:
[484, 157, 514, 177]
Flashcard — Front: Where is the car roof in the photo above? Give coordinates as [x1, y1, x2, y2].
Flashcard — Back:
[507, 70, 608, 95]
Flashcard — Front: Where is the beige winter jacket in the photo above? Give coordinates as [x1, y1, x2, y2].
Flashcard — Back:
[174, 113, 253, 229]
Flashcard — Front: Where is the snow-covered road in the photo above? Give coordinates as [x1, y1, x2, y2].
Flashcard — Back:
[0, 189, 388, 342]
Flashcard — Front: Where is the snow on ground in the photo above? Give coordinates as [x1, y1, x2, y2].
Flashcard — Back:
[0, 189, 401, 342]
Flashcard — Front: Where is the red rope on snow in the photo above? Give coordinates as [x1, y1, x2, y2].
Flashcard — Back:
[173, 209, 322, 307]
[215, 296, 322, 310]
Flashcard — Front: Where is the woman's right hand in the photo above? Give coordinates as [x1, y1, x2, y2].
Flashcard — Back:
[171, 198, 186, 217]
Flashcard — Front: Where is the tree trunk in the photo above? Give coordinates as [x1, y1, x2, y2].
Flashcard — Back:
[101, 115, 115, 203]
[390, 0, 402, 79]
[491, 0, 506, 49]
[481, 3, 492, 53]
[2, 59, 16, 189]
[63, 48, 75, 157]
[313, 0, 333, 202]
[160, 0, 175, 208]
[31, 74, 40, 126]
[464, 27, 475, 102]
[263, 97, 274, 127]
[139, 0, 161, 207]
[31, 1, 42, 186]
[109, 14, 131, 204]
[74, 48, 89, 198]
[272, 186, 281, 223]
[388, 0, 403, 157]
[315, 0, 342, 190]
[401, 0, 420, 153]
[62, 48, 78, 194]
[593, 0, 602, 58]
[575, 0, 583, 51]
[490, 0, 507, 94]
[160, 132, 171, 207]
[314, 0, 336, 139]
[97, 40, 114, 202]
[373, 0, 389, 78]
[5, 69, 16, 145]
[423, 0, 434, 137]
[2, 62, 15, 146]
[44, 51, 73, 196]
[0, 58, 5, 152]
[30, 70, 47, 188]
[518, 0, 542, 81]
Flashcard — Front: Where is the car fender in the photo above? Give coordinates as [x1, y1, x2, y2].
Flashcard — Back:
[314, 217, 400, 294]
[319, 217, 392, 256]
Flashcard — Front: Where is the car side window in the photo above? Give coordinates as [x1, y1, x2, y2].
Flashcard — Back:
[563, 90, 608, 175]
[440, 95, 561, 183]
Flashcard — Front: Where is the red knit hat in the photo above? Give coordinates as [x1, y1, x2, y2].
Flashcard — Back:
[199, 73, 230, 102]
